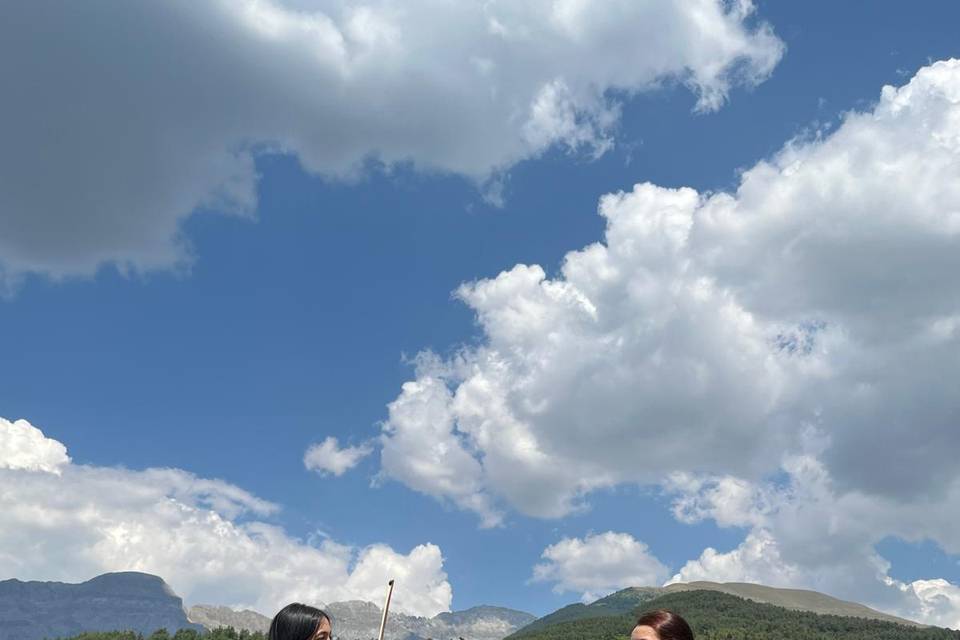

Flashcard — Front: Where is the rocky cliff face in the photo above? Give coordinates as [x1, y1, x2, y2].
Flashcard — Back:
[0, 572, 203, 640]
[191, 599, 535, 640]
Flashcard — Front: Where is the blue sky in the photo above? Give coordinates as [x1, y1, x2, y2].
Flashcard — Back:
[3, 0, 960, 627]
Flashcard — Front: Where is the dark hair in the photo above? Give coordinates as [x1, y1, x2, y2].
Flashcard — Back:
[269, 603, 331, 640]
[635, 609, 694, 640]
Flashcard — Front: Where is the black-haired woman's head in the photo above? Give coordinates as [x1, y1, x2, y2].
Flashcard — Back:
[269, 603, 332, 640]
[631, 609, 694, 640]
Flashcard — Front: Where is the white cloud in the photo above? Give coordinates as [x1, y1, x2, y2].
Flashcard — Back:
[666, 450, 960, 629]
[378, 58, 960, 626]
[0, 417, 451, 618]
[669, 530, 801, 588]
[304, 436, 373, 477]
[905, 580, 960, 630]
[380, 365, 503, 528]
[379, 184, 797, 520]
[532, 531, 670, 603]
[689, 59, 960, 501]
[0, 0, 782, 286]
[379, 58, 960, 525]
[0, 417, 70, 474]
[665, 472, 770, 529]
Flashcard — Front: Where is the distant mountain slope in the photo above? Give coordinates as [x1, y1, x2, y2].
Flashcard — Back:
[434, 605, 538, 639]
[191, 600, 535, 640]
[512, 580, 921, 637]
[0, 572, 203, 640]
[663, 581, 921, 626]
[314, 600, 535, 640]
[188, 605, 271, 634]
[508, 590, 960, 640]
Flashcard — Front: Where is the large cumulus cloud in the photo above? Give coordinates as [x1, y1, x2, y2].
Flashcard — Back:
[380, 58, 960, 523]
[378, 59, 960, 624]
[0, 417, 451, 617]
[0, 0, 782, 286]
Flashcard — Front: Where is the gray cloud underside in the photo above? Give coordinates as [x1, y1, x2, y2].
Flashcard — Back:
[0, 0, 782, 285]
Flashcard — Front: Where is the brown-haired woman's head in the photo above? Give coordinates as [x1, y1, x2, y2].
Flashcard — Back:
[631, 609, 694, 640]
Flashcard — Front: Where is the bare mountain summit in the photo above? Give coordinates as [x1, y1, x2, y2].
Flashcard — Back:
[663, 581, 923, 626]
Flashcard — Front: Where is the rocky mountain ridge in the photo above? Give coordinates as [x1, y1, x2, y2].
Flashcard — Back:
[190, 600, 535, 640]
[187, 605, 272, 634]
[0, 572, 203, 640]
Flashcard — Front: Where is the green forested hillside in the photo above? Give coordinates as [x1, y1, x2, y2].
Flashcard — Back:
[515, 587, 663, 636]
[508, 590, 960, 640]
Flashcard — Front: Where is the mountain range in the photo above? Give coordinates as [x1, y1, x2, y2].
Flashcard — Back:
[190, 599, 535, 640]
[2, 571, 954, 640]
[0, 571, 533, 640]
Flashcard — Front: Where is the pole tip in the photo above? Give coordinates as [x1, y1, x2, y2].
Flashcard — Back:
[388, 579, 395, 586]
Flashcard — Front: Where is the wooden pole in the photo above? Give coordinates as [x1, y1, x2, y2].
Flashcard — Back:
[377, 579, 395, 640]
